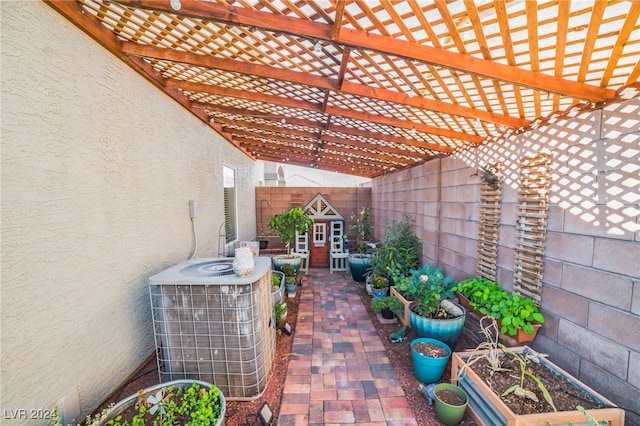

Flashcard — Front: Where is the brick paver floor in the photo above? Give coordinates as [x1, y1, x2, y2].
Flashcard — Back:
[277, 268, 418, 426]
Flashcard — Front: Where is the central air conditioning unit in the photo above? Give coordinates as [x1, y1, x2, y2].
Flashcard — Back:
[148, 257, 275, 400]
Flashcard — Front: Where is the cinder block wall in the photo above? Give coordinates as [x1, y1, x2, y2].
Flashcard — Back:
[256, 187, 372, 250]
[371, 97, 640, 422]
[1, 2, 259, 421]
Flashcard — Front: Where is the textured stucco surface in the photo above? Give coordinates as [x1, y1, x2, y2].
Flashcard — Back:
[371, 98, 640, 421]
[1, 1, 258, 421]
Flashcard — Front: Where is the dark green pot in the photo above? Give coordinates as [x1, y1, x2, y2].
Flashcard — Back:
[348, 254, 372, 282]
[434, 383, 468, 426]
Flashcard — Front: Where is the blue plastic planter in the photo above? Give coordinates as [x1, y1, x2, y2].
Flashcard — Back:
[410, 337, 452, 384]
[348, 254, 372, 282]
[410, 302, 466, 351]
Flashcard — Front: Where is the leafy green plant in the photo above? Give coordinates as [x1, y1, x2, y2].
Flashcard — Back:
[395, 264, 456, 318]
[370, 275, 389, 289]
[286, 277, 296, 286]
[280, 263, 296, 277]
[58, 382, 223, 426]
[453, 276, 544, 336]
[502, 346, 557, 412]
[369, 216, 421, 279]
[371, 296, 403, 314]
[350, 207, 373, 255]
[268, 207, 314, 254]
[274, 301, 288, 325]
[272, 273, 282, 291]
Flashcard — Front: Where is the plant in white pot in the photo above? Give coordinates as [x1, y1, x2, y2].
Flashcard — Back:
[268, 207, 313, 272]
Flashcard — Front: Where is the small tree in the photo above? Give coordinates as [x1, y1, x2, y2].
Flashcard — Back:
[350, 207, 373, 255]
[268, 207, 314, 255]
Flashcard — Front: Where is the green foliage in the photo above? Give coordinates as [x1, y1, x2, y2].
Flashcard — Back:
[453, 276, 544, 336]
[371, 275, 389, 289]
[286, 277, 296, 286]
[350, 207, 373, 254]
[393, 264, 456, 318]
[64, 383, 223, 426]
[371, 296, 403, 314]
[272, 273, 282, 288]
[369, 216, 421, 279]
[274, 301, 288, 324]
[501, 346, 557, 412]
[280, 263, 296, 277]
[268, 207, 314, 253]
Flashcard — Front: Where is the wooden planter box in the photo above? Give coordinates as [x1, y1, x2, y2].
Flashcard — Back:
[390, 287, 413, 326]
[451, 347, 625, 426]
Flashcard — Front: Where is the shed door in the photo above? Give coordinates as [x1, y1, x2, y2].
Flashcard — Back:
[310, 222, 329, 267]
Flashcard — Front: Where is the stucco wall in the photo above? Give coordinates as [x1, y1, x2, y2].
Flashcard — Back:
[1, 1, 258, 421]
[372, 98, 640, 422]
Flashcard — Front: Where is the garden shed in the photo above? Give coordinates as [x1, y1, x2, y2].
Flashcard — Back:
[2, 1, 638, 425]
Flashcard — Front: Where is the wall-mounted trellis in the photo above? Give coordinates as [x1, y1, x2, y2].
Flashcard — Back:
[476, 179, 502, 281]
[513, 153, 551, 306]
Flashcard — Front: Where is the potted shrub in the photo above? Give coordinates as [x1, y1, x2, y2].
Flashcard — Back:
[348, 207, 374, 282]
[453, 276, 544, 343]
[371, 295, 403, 320]
[370, 275, 389, 298]
[268, 207, 314, 272]
[410, 337, 451, 384]
[399, 264, 466, 350]
[285, 277, 297, 295]
[369, 215, 421, 282]
[89, 380, 226, 426]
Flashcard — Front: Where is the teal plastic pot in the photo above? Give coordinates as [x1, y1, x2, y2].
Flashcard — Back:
[434, 383, 468, 426]
[371, 287, 389, 298]
[272, 255, 302, 273]
[409, 302, 466, 351]
[348, 254, 372, 282]
[410, 338, 451, 384]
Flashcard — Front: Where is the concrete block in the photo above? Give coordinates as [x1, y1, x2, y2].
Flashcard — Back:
[456, 218, 478, 240]
[633, 281, 640, 316]
[531, 334, 580, 377]
[541, 286, 588, 326]
[578, 360, 640, 425]
[546, 205, 565, 232]
[629, 351, 640, 389]
[564, 204, 635, 240]
[545, 231, 594, 266]
[537, 310, 559, 340]
[558, 320, 629, 379]
[496, 245, 515, 271]
[499, 203, 518, 226]
[593, 238, 640, 278]
[542, 258, 562, 287]
[588, 302, 640, 352]
[498, 225, 516, 249]
[562, 264, 633, 310]
[601, 97, 640, 138]
[496, 268, 514, 292]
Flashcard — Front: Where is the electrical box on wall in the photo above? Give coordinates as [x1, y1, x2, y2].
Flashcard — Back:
[189, 200, 198, 218]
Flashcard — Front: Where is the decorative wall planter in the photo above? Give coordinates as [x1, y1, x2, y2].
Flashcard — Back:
[409, 301, 466, 351]
[410, 337, 451, 384]
[451, 347, 625, 426]
[348, 253, 372, 282]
